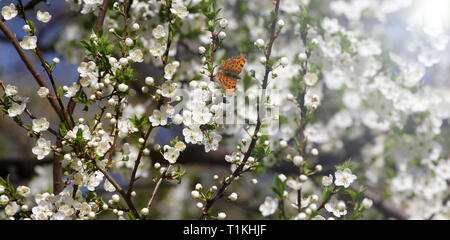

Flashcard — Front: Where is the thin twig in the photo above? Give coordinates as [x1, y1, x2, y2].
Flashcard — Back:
[198, 0, 281, 220]
[0, 20, 64, 121]
[296, 21, 311, 214]
[95, 162, 141, 219]
[18, 0, 74, 130]
[67, 0, 111, 114]
[95, 0, 110, 33]
[142, 165, 172, 220]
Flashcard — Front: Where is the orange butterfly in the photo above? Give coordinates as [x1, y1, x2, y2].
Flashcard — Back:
[216, 55, 246, 96]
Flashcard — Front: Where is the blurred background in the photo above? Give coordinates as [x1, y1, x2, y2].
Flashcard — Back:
[0, 0, 449, 219]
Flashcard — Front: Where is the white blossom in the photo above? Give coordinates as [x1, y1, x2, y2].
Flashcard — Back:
[334, 168, 357, 188]
[32, 138, 52, 160]
[8, 102, 26, 117]
[20, 36, 37, 50]
[170, 1, 188, 19]
[1, 4, 18, 20]
[32, 118, 50, 132]
[259, 196, 278, 217]
[152, 25, 166, 39]
[5, 85, 18, 96]
[37, 10, 52, 23]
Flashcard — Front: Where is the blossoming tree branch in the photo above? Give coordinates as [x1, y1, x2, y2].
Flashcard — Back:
[0, 0, 449, 220]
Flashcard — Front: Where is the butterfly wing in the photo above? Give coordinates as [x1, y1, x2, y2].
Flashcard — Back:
[218, 55, 246, 74]
[217, 55, 246, 96]
[230, 55, 246, 74]
[216, 71, 236, 96]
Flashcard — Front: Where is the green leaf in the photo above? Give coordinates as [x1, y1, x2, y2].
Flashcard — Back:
[350, 211, 363, 220]
[243, 73, 253, 91]
[75, 127, 84, 142]
[128, 211, 136, 220]
[271, 175, 286, 197]
[345, 188, 357, 201]
[26, 20, 36, 33]
[170, 136, 179, 146]
[45, 61, 52, 70]
[174, 166, 186, 184]
[322, 187, 331, 202]
[56, 87, 63, 97]
[335, 159, 357, 171]
[0, 176, 8, 188]
[59, 121, 68, 137]
[130, 115, 149, 129]
[86, 191, 97, 202]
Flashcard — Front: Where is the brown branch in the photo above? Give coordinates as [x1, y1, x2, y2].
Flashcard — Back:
[142, 165, 171, 220]
[67, 0, 111, 114]
[95, 0, 110, 33]
[121, 0, 156, 198]
[107, 98, 120, 168]
[18, 0, 74, 130]
[52, 139, 64, 194]
[0, 20, 64, 121]
[126, 98, 163, 197]
[17, 0, 71, 195]
[162, 2, 173, 65]
[0, 80, 61, 138]
[126, 126, 154, 197]
[0, 17, 67, 195]
[198, 0, 281, 220]
[95, 162, 141, 219]
[279, 198, 286, 219]
[128, 0, 170, 203]
[296, 17, 312, 214]
[317, 187, 337, 211]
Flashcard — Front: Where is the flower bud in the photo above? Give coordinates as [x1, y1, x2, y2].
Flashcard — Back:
[141, 208, 149, 216]
[132, 23, 140, 31]
[112, 194, 120, 202]
[217, 212, 226, 220]
[125, 38, 133, 46]
[280, 57, 289, 67]
[218, 31, 226, 40]
[198, 46, 206, 54]
[254, 39, 265, 48]
[219, 18, 228, 28]
[362, 198, 373, 209]
[229, 192, 238, 201]
[191, 190, 200, 199]
[293, 155, 303, 166]
[277, 19, 285, 27]
[298, 52, 307, 61]
[118, 83, 128, 92]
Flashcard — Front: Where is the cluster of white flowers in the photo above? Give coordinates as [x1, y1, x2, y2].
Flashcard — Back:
[2, 0, 450, 221]
[31, 190, 100, 220]
[163, 141, 186, 164]
[181, 81, 223, 152]
[310, 0, 450, 220]
[170, 0, 189, 19]
[324, 198, 347, 218]
[3, 84, 30, 118]
[77, 0, 104, 15]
